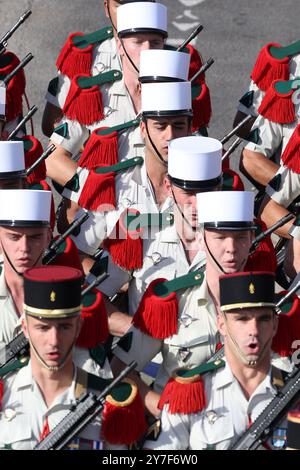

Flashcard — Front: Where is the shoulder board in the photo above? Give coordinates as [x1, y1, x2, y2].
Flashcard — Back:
[94, 156, 143, 175]
[122, 211, 174, 231]
[72, 26, 114, 49]
[153, 269, 205, 297]
[0, 356, 29, 379]
[95, 118, 140, 137]
[77, 69, 122, 90]
[174, 359, 225, 383]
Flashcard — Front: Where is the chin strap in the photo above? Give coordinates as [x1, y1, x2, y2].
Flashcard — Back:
[107, 3, 117, 32]
[25, 316, 81, 372]
[119, 37, 140, 74]
[221, 311, 274, 367]
[144, 119, 168, 167]
[202, 228, 248, 276]
[1, 244, 45, 278]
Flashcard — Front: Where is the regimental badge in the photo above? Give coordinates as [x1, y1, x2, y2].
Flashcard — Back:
[50, 291, 56, 303]
[249, 283, 255, 295]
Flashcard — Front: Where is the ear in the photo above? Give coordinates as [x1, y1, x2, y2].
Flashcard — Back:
[164, 176, 172, 197]
[140, 120, 146, 140]
[217, 312, 227, 338]
[103, 1, 109, 19]
[22, 315, 29, 339]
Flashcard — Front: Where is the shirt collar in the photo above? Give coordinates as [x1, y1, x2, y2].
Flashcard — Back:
[0, 268, 9, 298]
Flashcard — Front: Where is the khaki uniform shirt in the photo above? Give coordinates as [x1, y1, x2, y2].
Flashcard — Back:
[0, 361, 123, 450]
[146, 361, 288, 450]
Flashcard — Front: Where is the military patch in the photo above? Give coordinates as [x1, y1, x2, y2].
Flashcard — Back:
[54, 122, 69, 138]
[47, 77, 59, 97]
[246, 127, 260, 144]
[239, 90, 254, 109]
[67, 437, 103, 450]
[271, 428, 287, 449]
[268, 173, 282, 192]
[117, 332, 133, 353]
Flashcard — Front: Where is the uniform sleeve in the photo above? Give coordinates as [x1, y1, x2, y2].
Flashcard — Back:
[245, 114, 283, 159]
[50, 116, 89, 156]
[289, 223, 300, 241]
[266, 166, 300, 207]
[237, 80, 264, 117]
[45, 73, 71, 109]
[71, 208, 108, 256]
[113, 325, 162, 372]
[144, 408, 191, 450]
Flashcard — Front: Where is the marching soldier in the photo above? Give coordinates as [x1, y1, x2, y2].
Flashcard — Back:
[107, 185, 256, 417]
[42, 0, 157, 137]
[147, 271, 292, 450]
[45, 1, 168, 187]
[0, 265, 145, 450]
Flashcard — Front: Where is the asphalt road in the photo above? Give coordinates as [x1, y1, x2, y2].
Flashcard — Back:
[2, 0, 300, 176]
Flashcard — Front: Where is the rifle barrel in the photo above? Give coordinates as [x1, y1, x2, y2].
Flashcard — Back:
[222, 137, 242, 162]
[221, 114, 252, 145]
[177, 24, 203, 51]
[0, 10, 32, 54]
[3, 53, 33, 85]
[26, 144, 56, 177]
[191, 57, 214, 83]
[8, 105, 38, 140]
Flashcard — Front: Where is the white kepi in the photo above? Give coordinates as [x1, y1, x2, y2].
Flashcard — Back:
[168, 136, 222, 190]
[0, 189, 51, 227]
[0, 141, 26, 179]
[141, 81, 192, 116]
[197, 191, 256, 230]
[139, 49, 190, 82]
[117, 2, 168, 38]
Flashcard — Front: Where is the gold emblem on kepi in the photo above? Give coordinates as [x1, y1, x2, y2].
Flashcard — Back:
[249, 283, 255, 295]
[50, 291, 56, 302]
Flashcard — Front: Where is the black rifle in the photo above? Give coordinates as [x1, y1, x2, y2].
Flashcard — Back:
[222, 137, 242, 162]
[191, 57, 214, 83]
[34, 361, 137, 450]
[26, 144, 56, 177]
[221, 114, 252, 145]
[206, 282, 300, 365]
[1, 53, 33, 87]
[177, 24, 204, 52]
[8, 105, 38, 140]
[229, 365, 300, 450]
[0, 10, 32, 55]
[250, 212, 295, 253]
[42, 212, 89, 265]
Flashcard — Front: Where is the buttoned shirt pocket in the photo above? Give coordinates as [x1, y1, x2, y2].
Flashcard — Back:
[0, 412, 32, 450]
[191, 411, 235, 450]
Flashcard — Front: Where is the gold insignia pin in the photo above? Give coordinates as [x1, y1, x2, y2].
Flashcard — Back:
[249, 283, 255, 295]
[50, 291, 56, 302]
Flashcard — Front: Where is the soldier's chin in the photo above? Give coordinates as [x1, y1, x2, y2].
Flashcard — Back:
[245, 353, 260, 366]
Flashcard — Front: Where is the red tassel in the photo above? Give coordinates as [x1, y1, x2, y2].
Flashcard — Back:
[103, 208, 143, 270]
[0, 51, 25, 121]
[281, 124, 300, 173]
[28, 180, 56, 231]
[79, 128, 118, 169]
[158, 375, 206, 414]
[76, 288, 109, 349]
[101, 380, 147, 445]
[0, 379, 3, 411]
[258, 81, 295, 124]
[23, 136, 46, 184]
[49, 236, 83, 271]
[272, 292, 300, 356]
[245, 219, 277, 273]
[251, 43, 290, 92]
[222, 169, 245, 191]
[132, 278, 178, 339]
[63, 74, 104, 125]
[186, 44, 205, 85]
[39, 417, 50, 441]
[56, 32, 93, 79]
[78, 169, 116, 211]
[192, 83, 212, 131]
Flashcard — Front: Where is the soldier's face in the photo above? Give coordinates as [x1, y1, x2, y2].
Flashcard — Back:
[141, 116, 191, 162]
[0, 226, 51, 274]
[168, 184, 199, 230]
[200, 229, 253, 273]
[218, 308, 278, 365]
[23, 315, 82, 369]
[117, 33, 165, 71]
